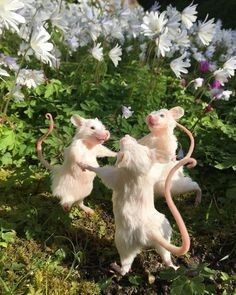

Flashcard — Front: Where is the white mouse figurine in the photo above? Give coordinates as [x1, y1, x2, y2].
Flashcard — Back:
[139, 107, 202, 205]
[139, 106, 184, 162]
[78, 134, 192, 275]
[36, 113, 116, 214]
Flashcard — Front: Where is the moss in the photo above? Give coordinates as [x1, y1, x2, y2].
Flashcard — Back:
[0, 238, 81, 294]
[0, 168, 11, 181]
[77, 280, 101, 295]
[30, 270, 79, 294]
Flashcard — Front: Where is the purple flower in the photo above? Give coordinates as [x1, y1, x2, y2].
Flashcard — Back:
[211, 80, 221, 89]
[199, 60, 209, 73]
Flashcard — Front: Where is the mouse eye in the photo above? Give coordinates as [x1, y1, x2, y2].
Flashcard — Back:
[159, 114, 165, 118]
[90, 126, 95, 130]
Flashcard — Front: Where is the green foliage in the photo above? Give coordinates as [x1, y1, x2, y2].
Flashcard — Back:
[1, 61, 235, 172]
[0, 227, 16, 248]
[0, 3, 235, 294]
[128, 274, 144, 286]
[159, 264, 234, 295]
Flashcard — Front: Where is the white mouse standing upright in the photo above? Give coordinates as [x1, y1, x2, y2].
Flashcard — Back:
[139, 107, 202, 205]
[78, 134, 193, 275]
[36, 113, 116, 214]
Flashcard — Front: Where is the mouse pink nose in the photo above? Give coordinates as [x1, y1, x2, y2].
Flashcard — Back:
[97, 130, 110, 141]
[147, 114, 156, 125]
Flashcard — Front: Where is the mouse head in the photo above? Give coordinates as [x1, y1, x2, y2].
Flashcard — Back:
[71, 115, 110, 144]
[146, 106, 184, 134]
[116, 134, 155, 175]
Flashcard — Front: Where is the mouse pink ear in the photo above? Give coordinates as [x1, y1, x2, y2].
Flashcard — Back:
[70, 114, 85, 127]
[169, 106, 184, 120]
[105, 130, 110, 140]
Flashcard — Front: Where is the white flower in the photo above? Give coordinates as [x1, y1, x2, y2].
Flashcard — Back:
[122, 106, 133, 119]
[192, 49, 204, 62]
[91, 43, 103, 62]
[18, 42, 33, 61]
[89, 22, 102, 42]
[211, 89, 232, 100]
[166, 5, 181, 38]
[12, 85, 24, 101]
[16, 69, 45, 88]
[223, 56, 236, 77]
[210, 88, 223, 99]
[102, 19, 124, 42]
[181, 2, 198, 29]
[141, 11, 167, 38]
[193, 77, 204, 89]
[174, 29, 190, 48]
[139, 43, 147, 62]
[170, 53, 191, 78]
[0, 54, 19, 71]
[213, 69, 229, 85]
[109, 44, 122, 67]
[126, 45, 133, 53]
[50, 6, 67, 32]
[221, 90, 232, 101]
[205, 45, 215, 58]
[67, 36, 79, 52]
[197, 17, 215, 46]
[0, 0, 25, 33]
[30, 26, 55, 66]
[0, 67, 9, 76]
[155, 28, 171, 57]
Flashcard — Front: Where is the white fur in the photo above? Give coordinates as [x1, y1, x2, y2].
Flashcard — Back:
[51, 115, 116, 214]
[79, 135, 185, 275]
[151, 161, 201, 205]
[139, 107, 201, 205]
[139, 107, 184, 162]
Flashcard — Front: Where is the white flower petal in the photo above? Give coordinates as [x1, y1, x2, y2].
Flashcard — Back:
[181, 2, 198, 29]
[91, 43, 103, 61]
[170, 53, 191, 78]
[30, 26, 55, 66]
[198, 16, 215, 46]
[109, 44, 122, 67]
[0, 67, 10, 77]
[0, 0, 25, 33]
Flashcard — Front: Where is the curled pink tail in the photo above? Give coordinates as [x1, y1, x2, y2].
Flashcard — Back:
[162, 123, 197, 255]
[36, 113, 54, 171]
[163, 158, 197, 256]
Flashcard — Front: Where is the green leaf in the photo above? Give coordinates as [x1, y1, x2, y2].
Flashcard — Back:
[2, 231, 15, 243]
[159, 267, 180, 281]
[98, 276, 113, 291]
[11, 262, 25, 271]
[128, 274, 143, 286]
[1, 152, 13, 165]
[0, 130, 16, 151]
[0, 242, 8, 248]
[220, 272, 230, 281]
[190, 278, 205, 294]
[44, 84, 54, 98]
[171, 279, 189, 295]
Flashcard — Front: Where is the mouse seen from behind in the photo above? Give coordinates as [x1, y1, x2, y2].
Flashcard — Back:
[78, 134, 192, 275]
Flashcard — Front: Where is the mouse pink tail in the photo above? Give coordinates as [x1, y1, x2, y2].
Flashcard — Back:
[36, 113, 54, 171]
